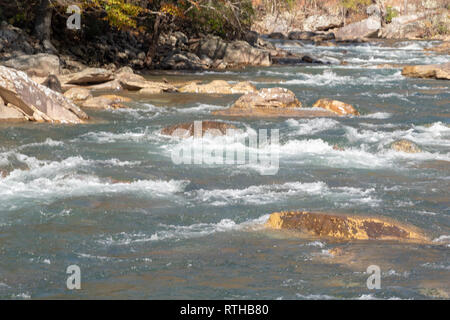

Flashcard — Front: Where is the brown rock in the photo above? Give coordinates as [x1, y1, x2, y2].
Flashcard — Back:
[402, 63, 450, 80]
[2, 53, 60, 77]
[82, 95, 131, 109]
[232, 87, 302, 109]
[0, 103, 27, 121]
[313, 98, 359, 116]
[0, 66, 88, 123]
[179, 80, 257, 94]
[161, 121, 236, 138]
[391, 139, 421, 153]
[64, 87, 93, 102]
[265, 211, 429, 242]
[425, 42, 450, 55]
[59, 68, 114, 85]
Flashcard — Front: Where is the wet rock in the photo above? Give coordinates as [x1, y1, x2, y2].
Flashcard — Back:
[41, 75, 62, 93]
[391, 139, 421, 153]
[0, 66, 88, 123]
[335, 17, 381, 40]
[312, 99, 359, 116]
[2, 53, 60, 77]
[265, 211, 429, 242]
[59, 68, 114, 85]
[303, 15, 343, 32]
[81, 95, 131, 109]
[401, 63, 450, 80]
[63, 87, 93, 103]
[179, 80, 257, 94]
[161, 121, 237, 138]
[272, 55, 324, 65]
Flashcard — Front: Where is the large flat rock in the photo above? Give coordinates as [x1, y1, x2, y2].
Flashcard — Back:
[402, 63, 450, 80]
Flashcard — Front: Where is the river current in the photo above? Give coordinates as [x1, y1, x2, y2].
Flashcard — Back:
[0, 39, 449, 299]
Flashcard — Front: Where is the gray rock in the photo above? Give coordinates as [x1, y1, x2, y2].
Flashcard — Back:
[0, 66, 88, 123]
[2, 53, 60, 77]
[335, 17, 381, 40]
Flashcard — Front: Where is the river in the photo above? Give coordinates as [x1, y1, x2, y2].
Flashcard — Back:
[0, 39, 449, 299]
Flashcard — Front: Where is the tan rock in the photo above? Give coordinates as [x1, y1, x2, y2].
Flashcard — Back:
[0, 66, 88, 123]
[391, 139, 421, 153]
[232, 87, 302, 109]
[2, 53, 60, 77]
[179, 80, 257, 94]
[64, 87, 93, 102]
[161, 121, 236, 138]
[402, 63, 450, 80]
[213, 88, 339, 118]
[313, 99, 359, 116]
[59, 68, 113, 85]
[82, 95, 131, 109]
[0, 103, 27, 121]
[425, 42, 450, 55]
[265, 211, 429, 243]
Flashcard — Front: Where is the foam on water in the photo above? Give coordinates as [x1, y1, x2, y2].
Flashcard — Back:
[97, 214, 270, 245]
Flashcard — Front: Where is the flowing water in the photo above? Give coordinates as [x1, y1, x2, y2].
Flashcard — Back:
[0, 40, 449, 299]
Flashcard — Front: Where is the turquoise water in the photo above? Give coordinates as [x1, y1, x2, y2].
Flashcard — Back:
[0, 40, 449, 299]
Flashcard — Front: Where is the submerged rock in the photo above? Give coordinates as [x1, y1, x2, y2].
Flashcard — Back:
[0, 66, 88, 123]
[312, 99, 359, 116]
[161, 121, 236, 138]
[265, 211, 428, 242]
[81, 95, 131, 109]
[401, 63, 450, 80]
[391, 139, 421, 153]
[179, 80, 256, 94]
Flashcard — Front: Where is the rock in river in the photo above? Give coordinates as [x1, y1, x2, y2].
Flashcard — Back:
[161, 121, 236, 138]
[213, 87, 335, 118]
[391, 139, 421, 153]
[179, 80, 256, 94]
[313, 98, 359, 116]
[265, 211, 429, 243]
[0, 66, 88, 123]
[401, 63, 450, 80]
[81, 95, 131, 109]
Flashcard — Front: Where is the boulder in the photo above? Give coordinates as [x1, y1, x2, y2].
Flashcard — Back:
[63, 87, 93, 102]
[335, 17, 381, 40]
[222, 41, 271, 67]
[161, 121, 236, 138]
[212, 87, 337, 118]
[265, 211, 428, 242]
[303, 15, 343, 32]
[59, 68, 114, 85]
[312, 99, 359, 116]
[197, 36, 271, 67]
[401, 63, 450, 80]
[232, 87, 302, 109]
[2, 54, 60, 77]
[41, 75, 62, 93]
[81, 95, 131, 109]
[391, 139, 421, 153]
[178, 80, 257, 94]
[161, 52, 206, 70]
[0, 66, 88, 123]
